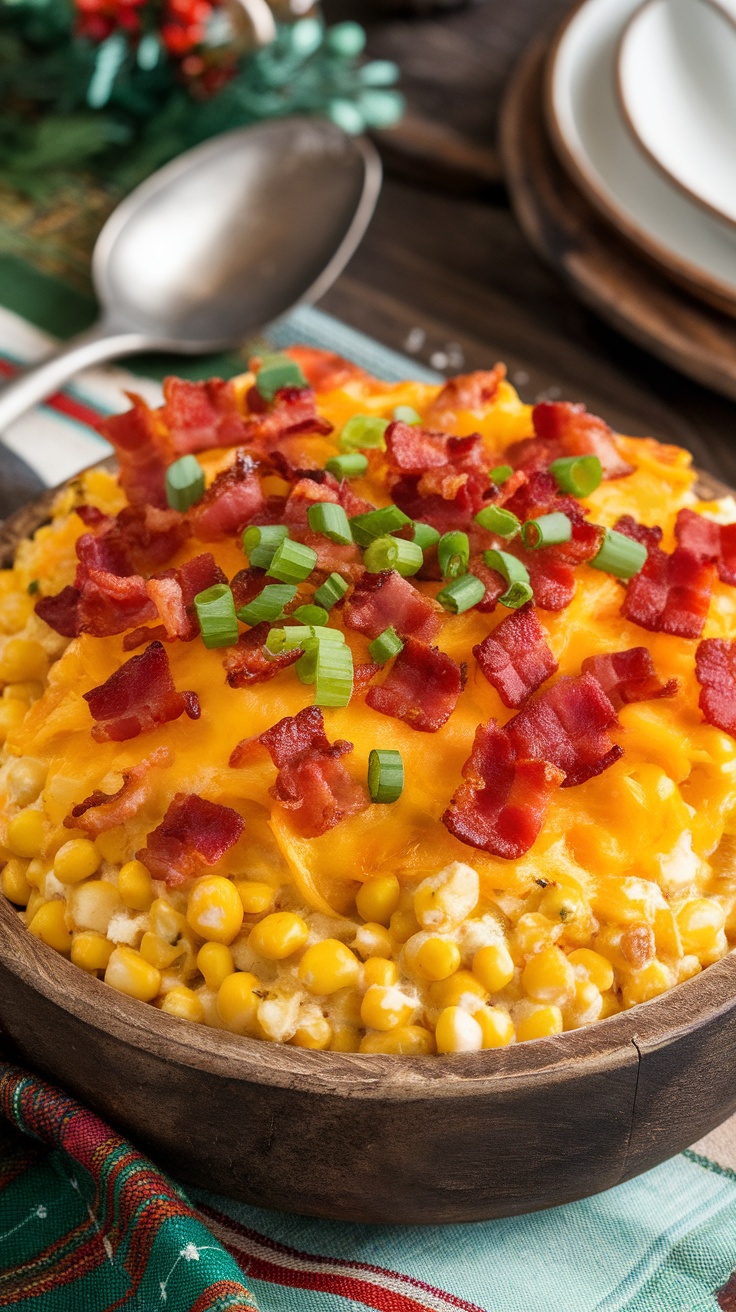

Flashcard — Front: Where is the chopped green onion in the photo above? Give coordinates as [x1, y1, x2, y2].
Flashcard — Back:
[314, 640, 354, 707]
[363, 535, 423, 576]
[27, 579, 39, 595]
[268, 538, 318, 584]
[306, 501, 353, 545]
[194, 583, 238, 648]
[325, 453, 369, 479]
[589, 528, 647, 579]
[412, 521, 441, 550]
[490, 464, 514, 485]
[267, 625, 345, 654]
[521, 512, 572, 550]
[438, 531, 470, 579]
[368, 626, 404, 665]
[368, 748, 404, 803]
[436, 573, 486, 614]
[392, 405, 421, 425]
[339, 414, 389, 452]
[243, 524, 288, 570]
[237, 583, 297, 625]
[474, 505, 521, 537]
[255, 352, 307, 401]
[293, 604, 329, 626]
[314, 572, 349, 610]
[483, 549, 533, 609]
[295, 638, 320, 685]
[165, 455, 205, 512]
[549, 455, 602, 497]
[350, 504, 412, 546]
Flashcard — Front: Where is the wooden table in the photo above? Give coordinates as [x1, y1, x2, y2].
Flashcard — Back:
[320, 0, 736, 487]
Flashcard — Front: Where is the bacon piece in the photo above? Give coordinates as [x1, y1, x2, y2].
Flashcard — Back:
[353, 661, 381, 694]
[230, 567, 267, 612]
[110, 505, 190, 572]
[162, 377, 249, 454]
[186, 451, 264, 541]
[442, 720, 564, 859]
[76, 572, 157, 638]
[97, 392, 174, 508]
[137, 793, 245, 888]
[510, 545, 576, 612]
[281, 476, 339, 530]
[581, 648, 678, 710]
[279, 346, 372, 392]
[65, 747, 172, 836]
[505, 673, 622, 788]
[223, 622, 302, 687]
[385, 422, 484, 475]
[621, 541, 715, 639]
[426, 367, 505, 419]
[234, 706, 367, 837]
[614, 515, 663, 551]
[35, 586, 83, 638]
[531, 401, 633, 479]
[239, 386, 334, 448]
[696, 639, 736, 735]
[75, 505, 108, 529]
[343, 570, 441, 643]
[366, 638, 465, 731]
[675, 507, 736, 586]
[147, 553, 226, 642]
[473, 606, 558, 708]
[468, 556, 505, 613]
[83, 641, 199, 743]
[122, 624, 169, 651]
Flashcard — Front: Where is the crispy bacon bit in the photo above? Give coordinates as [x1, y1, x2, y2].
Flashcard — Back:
[122, 624, 169, 651]
[473, 606, 558, 708]
[223, 622, 301, 687]
[72, 572, 157, 639]
[512, 546, 576, 612]
[239, 385, 334, 449]
[35, 586, 82, 638]
[614, 514, 663, 551]
[581, 648, 678, 710]
[112, 505, 190, 572]
[443, 719, 564, 859]
[676, 507, 736, 586]
[97, 392, 173, 508]
[162, 377, 249, 454]
[187, 451, 264, 541]
[385, 422, 484, 475]
[696, 639, 736, 735]
[353, 661, 381, 694]
[426, 367, 506, 418]
[147, 553, 226, 642]
[76, 505, 108, 529]
[83, 641, 199, 743]
[366, 638, 465, 731]
[531, 400, 633, 479]
[65, 747, 172, 836]
[230, 567, 266, 612]
[506, 673, 622, 788]
[619, 533, 715, 639]
[281, 477, 339, 530]
[343, 570, 441, 643]
[233, 706, 367, 836]
[468, 556, 505, 612]
[279, 346, 373, 392]
[137, 793, 245, 887]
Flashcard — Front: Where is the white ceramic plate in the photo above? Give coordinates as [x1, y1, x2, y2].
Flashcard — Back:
[618, 0, 736, 230]
[546, 0, 736, 315]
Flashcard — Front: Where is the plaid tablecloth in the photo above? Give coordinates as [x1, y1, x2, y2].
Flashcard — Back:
[3, 259, 736, 1312]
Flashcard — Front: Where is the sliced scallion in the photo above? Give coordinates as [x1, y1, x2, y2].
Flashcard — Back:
[255, 353, 307, 401]
[350, 504, 412, 546]
[237, 583, 297, 625]
[589, 528, 647, 579]
[243, 524, 288, 570]
[293, 604, 329, 626]
[268, 538, 317, 584]
[368, 748, 404, 803]
[436, 573, 486, 614]
[483, 549, 533, 609]
[549, 454, 602, 497]
[521, 512, 572, 550]
[392, 405, 421, 425]
[165, 455, 205, 512]
[314, 572, 349, 610]
[325, 452, 369, 479]
[306, 501, 353, 545]
[438, 530, 470, 579]
[368, 626, 404, 665]
[474, 505, 521, 537]
[267, 624, 345, 654]
[314, 640, 354, 707]
[490, 464, 514, 486]
[363, 535, 423, 576]
[339, 414, 389, 452]
[194, 583, 238, 648]
[412, 521, 441, 550]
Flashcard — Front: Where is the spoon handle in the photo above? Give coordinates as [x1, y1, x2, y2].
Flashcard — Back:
[0, 321, 152, 435]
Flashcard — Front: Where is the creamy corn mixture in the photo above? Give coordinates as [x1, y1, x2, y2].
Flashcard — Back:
[1, 360, 736, 1056]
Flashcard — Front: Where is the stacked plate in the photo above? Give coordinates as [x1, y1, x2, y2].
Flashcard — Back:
[545, 0, 736, 317]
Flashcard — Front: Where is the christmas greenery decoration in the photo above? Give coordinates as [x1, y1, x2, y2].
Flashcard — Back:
[0, 0, 403, 200]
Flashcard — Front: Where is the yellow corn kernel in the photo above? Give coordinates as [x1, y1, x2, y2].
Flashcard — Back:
[472, 943, 515, 993]
[360, 983, 415, 1032]
[5, 758, 46, 807]
[621, 959, 672, 1008]
[522, 946, 576, 1007]
[568, 948, 615, 993]
[429, 970, 488, 1010]
[0, 638, 48, 683]
[292, 1011, 332, 1050]
[25, 859, 48, 890]
[413, 937, 461, 982]
[511, 912, 558, 959]
[678, 954, 702, 983]
[329, 1025, 360, 1052]
[67, 880, 122, 933]
[248, 911, 308, 960]
[353, 922, 395, 959]
[71, 931, 114, 973]
[599, 992, 622, 1019]
[53, 838, 100, 885]
[257, 993, 301, 1043]
[197, 941, 234, 990]
[414, 862, 479, 932]
[28, 900, 72, 955]
[675, 898, 726, 957]
[140, 931, 182, 970]
[593, 876, 657, 926]
[160, 986, 205, 1023]
[476, 1005, 515, 1048]
[118, 860, 153, 911]
[0, 697, 27, 740]
[105, 946, 161, 1001]
[298, 939, 361, 995]
[4, 681, 43, 703]
[653, 905, 682, 960]
[24, 889, 47, 923]
[234, 879, 276, 915]
[539, 884, 587, 924]
[564, 978, 603, 1028]
[149, 897, 185, 944]
[186, 876, 244, 945]
[363, 957, 398, 988]
[515, 1004, 563, 1042]
[0, 590, 33, 634]
[1, 857, 31, 906]
[389, 907, 421, 943]
[6, 809, 46, 859]
[356, 874, 401, 926]
[360, 1025, 436, 1055]
[435, 1005, 483, 1053]
[216, 971, 260, 1033]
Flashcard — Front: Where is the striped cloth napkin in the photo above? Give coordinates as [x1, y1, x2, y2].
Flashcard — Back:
[2, 274, 736, 1312]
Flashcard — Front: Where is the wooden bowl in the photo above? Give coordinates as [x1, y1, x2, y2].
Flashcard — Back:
[2, 472, 736, 1225]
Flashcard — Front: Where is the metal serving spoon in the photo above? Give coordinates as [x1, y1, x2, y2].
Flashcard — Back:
[0, 116, 381, 433]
